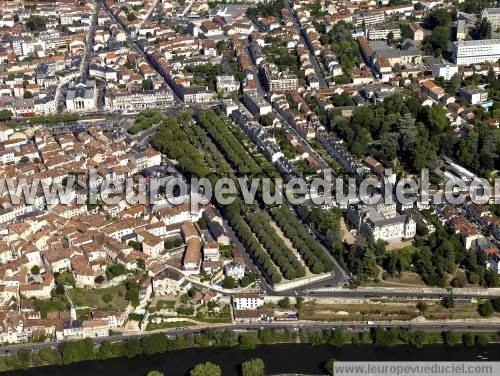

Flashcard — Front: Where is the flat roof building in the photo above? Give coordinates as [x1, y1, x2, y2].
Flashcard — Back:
[482, 8, 500, 28]
[452, 39, 500, 65]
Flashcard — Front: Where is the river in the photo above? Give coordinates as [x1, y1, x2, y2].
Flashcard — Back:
[4, 343, 500, 376]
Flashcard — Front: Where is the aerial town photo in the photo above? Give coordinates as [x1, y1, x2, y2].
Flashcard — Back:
[0, 0, 499, 375]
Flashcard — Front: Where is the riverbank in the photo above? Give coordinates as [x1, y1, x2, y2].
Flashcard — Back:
[3, 342, 500, 376]
[0, 327, 499, 374]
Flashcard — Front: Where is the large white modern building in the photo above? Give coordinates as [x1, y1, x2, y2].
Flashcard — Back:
[482, 8, 500, 28]
[452, 39, 500, 65]
[432, 63, 459, 80]
[366, 25, 401, 41]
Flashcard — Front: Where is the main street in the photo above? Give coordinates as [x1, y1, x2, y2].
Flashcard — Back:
[80, 3, 100, 79]
[100, 0, 183, 104]
[284, 0, 328, 88]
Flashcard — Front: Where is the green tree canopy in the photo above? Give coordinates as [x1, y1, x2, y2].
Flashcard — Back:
[241, 358, 265, 376]
[190, 362, 221, 376]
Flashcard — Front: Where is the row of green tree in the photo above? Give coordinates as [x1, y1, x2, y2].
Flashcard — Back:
[245, 210, 306, 280]
[196, 110, 262, 177]
[223, 199, 283, 284]
[270, 206, 335, 274]
[151, 111, 284, 284]
[301, 326, 495, 350]
[195, 110, 337, 282]
[152, 112, 210, 178]
[194, 110, 297, 282]
[1, 328, 497, 372]
[29, 113, 80, 124]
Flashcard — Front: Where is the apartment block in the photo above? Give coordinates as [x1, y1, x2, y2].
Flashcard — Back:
[452, 39, 500, 65]
[482, 8, 500, 28]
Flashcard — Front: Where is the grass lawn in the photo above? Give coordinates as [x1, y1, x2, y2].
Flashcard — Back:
[380, 272, 428, 287]
[76, 308, 90, 319]
[146, 320, 195, 331]
[364, 269, 428, 288]
[299, 301, 419, 322]
[156, 300, 176, 310]
[298, 300, 500, 322]
[193, 316, 232, 324]
[193, 305, 233, 323]
[68, 284, 129, 311]
[424, 302, 500, 320]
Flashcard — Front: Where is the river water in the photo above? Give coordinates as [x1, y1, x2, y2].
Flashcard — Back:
[4, 343, 500, 376]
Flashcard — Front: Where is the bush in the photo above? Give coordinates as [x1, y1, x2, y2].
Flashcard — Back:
[191, 362, 221, 376]
[128, 241, 141, 251]
[451, 276, 465, 287]
[492, 297, 500, 312]
[102, 293, 113, 303]
[128, 313, 143, 321]
[241, 358, 265, 376]
[468, 271, 480, 284]
[475, 334, 489, 347]
[462, 333, 475, 347]
[416, 302, 428, 315]
[95, 275, 105, 284]
[240, 272, 256, 287]
[223, 276, 237, 289]
[478, 301, 495, 317]
[239, 332, 259, 350]
[441, 294, 455, 309]
[106, 264, 127, 279]
[177, 306, 195, 316]
[128, 109, 163, 135]
[278, 297, 290, 309]
[442, 331, 461, 347]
